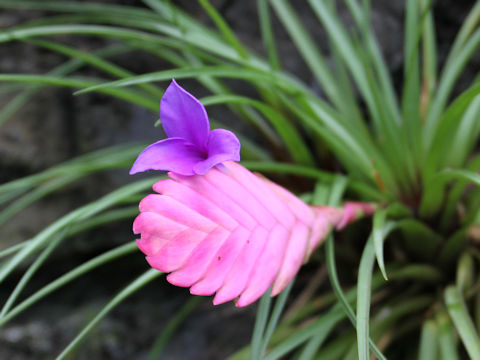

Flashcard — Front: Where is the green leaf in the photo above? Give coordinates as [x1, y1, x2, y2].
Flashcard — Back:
[241, 161, 385, 201]
[260, 280, 294, 356]
[0, 178, 155, 286]
[445, 285, 480, 360]
[257, 264, 437, 360]
[372, 209, 388, 280]
[307, 0, 371, 133]
[296, 97, 380, 184]
[445, 94, 480, 167]
[402, 0, 422, 160]
[325, 236, 387, 360]
[463, 186, 480, 226]
[397, 218, 443, 260]
[73, 66, 298, 96]
[388, 264, 442, 283]
[0, 242, 138, 326]
[267, 0, 343, 110]
[205, 94, 282, 150]
[476, 287, 480, 335]
[198, 0, 249, 59]
[308, 0, 398, 146]
[202, 94, 315, 166]
[0, 144, 143, 202]
[356, 236, 376, 360]
[322, 0, 416, 192]
[295, 308, 344, 360]
[442, 2, 480, 79]
[420, 0, 437, 118]
[420, 169, 480, 218]
[263, 307, 345, 360]
[0, 145, 143, 227]
[343, 0, 401, 126]
[312, 181, 331, 205]
[456, 252, 475, 294]
[28, 38, 163, 97]
[0, 7, 243, 64]
[0, 23, 156, 45]
[56, 269, 162, 359]
[440, 154, 480, 231]
[0, 74, 158, 110]
[424, 82, 480, 181]
[66, 207, 140, 236]
[418, 320, 438, 360]
[424, 28, 480, 152]
[0, 229, 66, 317]
[258, 0, 281, 70]
[147, 296, 202, 360]
[372, 208, 396, 280]
[0, 0, 158, 18]
[438, 228, 468, 266]
[315, 328, 356, 360]
[327, 175, 348, 207]
[0, 241, 30, 260]
[0, 174, 82, 227]
[436, 309, 460, 360]
[0, 44, 132, 127]
[250, 289, 273, 360]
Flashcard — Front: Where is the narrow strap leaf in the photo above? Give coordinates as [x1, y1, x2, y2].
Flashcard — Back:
[56, 269, 162, 360]
[249, 289, 273, 360]
[418, 320, 438, 360]
[202, 94, 315, 166]
[445, 286, 480, 360]
[0, 178, 155, 285]
[0, 73, 158, 110]
[0, 242, 138, 326]
[197, 0, 249, 59]
[0, 229, 67, 317]
[424, 28, 480, 152]
[356, 235, 376, 360]
[325, 236, 387, 360]
[268, 0, 342, 109]
[420, 169, 480, 218]
[260, 280, 295, 355]
[263, 307, 345, 360]
[147, 296, 202, 360]
[258, 0, 280, 70]
[436, 309, 460, 360]
[372, 209, 389, 280]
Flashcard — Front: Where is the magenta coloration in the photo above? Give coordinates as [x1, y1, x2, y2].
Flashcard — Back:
[130, 80, 240, 176]
[130, 80, 376, 306]
[133, 161, 375, 307]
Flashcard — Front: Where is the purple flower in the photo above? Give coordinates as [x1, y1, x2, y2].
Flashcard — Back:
[130, 79, 240, 176]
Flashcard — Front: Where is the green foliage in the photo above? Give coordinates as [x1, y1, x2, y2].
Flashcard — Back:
[1, 0, 480, 358]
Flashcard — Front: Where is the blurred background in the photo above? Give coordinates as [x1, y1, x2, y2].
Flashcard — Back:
[0, 1, 478, 359]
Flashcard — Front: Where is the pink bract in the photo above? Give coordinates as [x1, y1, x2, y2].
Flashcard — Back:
[133, 161, 374, 307]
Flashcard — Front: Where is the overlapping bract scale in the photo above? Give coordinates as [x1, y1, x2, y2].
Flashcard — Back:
[133, 161, 374, 307]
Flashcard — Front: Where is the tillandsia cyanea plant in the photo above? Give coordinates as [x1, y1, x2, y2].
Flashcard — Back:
[0, 0, 480, 359]
[131, 80, 375, 307]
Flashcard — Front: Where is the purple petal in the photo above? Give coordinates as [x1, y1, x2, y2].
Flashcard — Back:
[129, 138, 205, 176]
[161, 79, 210, 149]
[193, 129, 241, 175]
